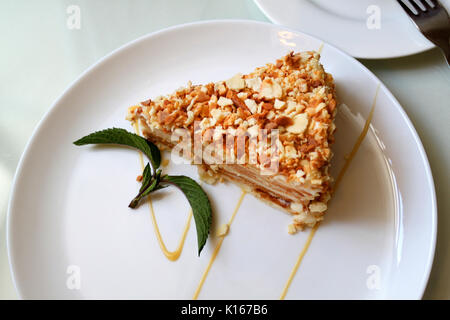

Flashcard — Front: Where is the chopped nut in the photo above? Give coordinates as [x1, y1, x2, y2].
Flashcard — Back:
[309, 201, 327, 213]
[285, 100, 299, 114]
[248, 124, 259, 137]
[225, 74, 245, 91]
[217, 83, 227, 95]
[198, 166, 219, 184]
[315, 102, 326, 113]
[284, 145, 297, 158]
[274, 99, 285, 109]
[210, 108, 227, 123]
[298, 79, 308, 92]
[245, 77, 262, 91]
[266, 110, 275, 120]
[237, 92, 248, 99]
[264, 121, 277, 130]
[288, 224, 297, 234]
[217, 97, 233, 107]
[195, 91, 210, 103]
[260, 78, 282, 99]
[209, 94, 218, 105]
[247, 117, 257, 126]
[296, 169, 305, 177]
[275, 115, 293, 127]
[290, 202, 304, 213]
[328, 99, 337, 112]
[217, 223, 230, 237]
[227, 90, 249, 112]
[287, 113, 308, 134]
[186, 110, 194, 125]
[262, 102, 273, 110]
[244, 99, 258, 114]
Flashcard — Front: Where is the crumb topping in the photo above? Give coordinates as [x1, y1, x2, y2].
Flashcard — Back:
[127, 51, 337, 197]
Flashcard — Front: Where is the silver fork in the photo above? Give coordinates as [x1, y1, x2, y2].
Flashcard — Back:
[397, 0, 450, 64]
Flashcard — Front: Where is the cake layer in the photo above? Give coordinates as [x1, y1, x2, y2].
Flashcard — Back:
[205, 165, 325, 230]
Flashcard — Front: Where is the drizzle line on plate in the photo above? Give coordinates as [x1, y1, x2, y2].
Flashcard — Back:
[333, 84, 380, 192]
[192, 190, 247, 300]
[279, 222, 319, 300]
[279, 83, 380, 299]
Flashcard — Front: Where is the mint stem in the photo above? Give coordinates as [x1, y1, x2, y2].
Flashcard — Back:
[129, 168, 163, 208]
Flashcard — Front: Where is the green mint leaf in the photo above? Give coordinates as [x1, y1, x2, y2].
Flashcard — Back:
[73, 128, 161, 171]
[139, 163, 152, 193]
[162, 175, 212, 255]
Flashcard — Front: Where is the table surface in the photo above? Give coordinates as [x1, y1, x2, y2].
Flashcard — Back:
[1, 0, 449, 299]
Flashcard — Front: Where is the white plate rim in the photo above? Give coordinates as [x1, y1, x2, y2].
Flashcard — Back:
[253, 0, 435, 59]
[6, 19, 437, 299]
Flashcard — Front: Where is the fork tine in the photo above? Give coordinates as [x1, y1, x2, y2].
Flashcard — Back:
[397, 0, 418, 16]
[412, 0, 427, 11]
[423, 0, 436, 9]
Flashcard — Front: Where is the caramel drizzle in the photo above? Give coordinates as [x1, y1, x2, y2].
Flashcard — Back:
[280, 223, 319, 300]
[133, 121, 192, 261]
[193, 190, 247, 300]
[333, 85, 380, 192]
[279, 83, 380, 299]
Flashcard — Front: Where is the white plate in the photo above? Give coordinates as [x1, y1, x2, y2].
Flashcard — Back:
[254, 0, 437, 59]
[7, 20, 436, 299]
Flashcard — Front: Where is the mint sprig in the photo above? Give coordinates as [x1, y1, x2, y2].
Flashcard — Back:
[74, 128, 212, 255]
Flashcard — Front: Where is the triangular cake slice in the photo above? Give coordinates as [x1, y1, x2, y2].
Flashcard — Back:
[127, 51, 337, 233]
